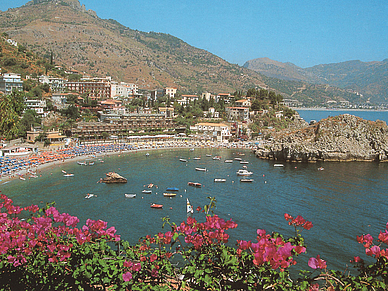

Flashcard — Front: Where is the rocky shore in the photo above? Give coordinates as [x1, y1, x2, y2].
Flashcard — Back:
[255, 114, 388, 162]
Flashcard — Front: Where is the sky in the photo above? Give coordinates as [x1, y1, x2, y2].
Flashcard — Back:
[1, 0, 387, 68]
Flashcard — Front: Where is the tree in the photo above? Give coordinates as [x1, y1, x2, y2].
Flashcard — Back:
[250, 99, 262, 111]
[20, 110, 41, 137]
[0, 91, 25, 140]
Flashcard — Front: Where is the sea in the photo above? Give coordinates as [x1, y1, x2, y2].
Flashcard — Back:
[1, 109, 388, 274]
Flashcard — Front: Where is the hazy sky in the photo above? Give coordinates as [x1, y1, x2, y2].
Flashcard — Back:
[1, 0, 387, 68]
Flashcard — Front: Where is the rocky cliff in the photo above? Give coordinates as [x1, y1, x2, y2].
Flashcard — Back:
[255, 114, 388, 162]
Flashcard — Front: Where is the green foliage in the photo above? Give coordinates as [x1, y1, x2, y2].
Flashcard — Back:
[0, 90, 25, 140]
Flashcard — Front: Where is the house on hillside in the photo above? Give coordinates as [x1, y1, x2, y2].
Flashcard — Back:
[0, 73, 23, 94]
[225, 107, 250, 121]
[190, 122, 231, 142]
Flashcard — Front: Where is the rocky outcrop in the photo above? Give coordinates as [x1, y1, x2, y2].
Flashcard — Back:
[255, 114, 388, 162]
[99, 172, 127, 183]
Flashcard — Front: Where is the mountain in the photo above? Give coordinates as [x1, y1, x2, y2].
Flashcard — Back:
[0, 0, 268, 94]
[244, 58, 388, 103]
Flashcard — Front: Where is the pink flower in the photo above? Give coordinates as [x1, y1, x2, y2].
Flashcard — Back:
[308, 255, 327, 269]
[150, 254, 157, 262]
[122, 271, 132, 282]
[132, 263, 141, 272]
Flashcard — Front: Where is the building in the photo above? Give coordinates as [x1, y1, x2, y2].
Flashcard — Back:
[235, 99, 251, 107]
[203, 107, 219, 118]
[51, 92, 79, 109]
[177, 95, 199, 106]
[112, 82, 138, 98]
[0, 73, 23, 94]
[26, 128, 65, 144]
[164, 87, 177, 99]
[190, 122, 231, 142]
[158, 107, 175, 118]
[65, 78, 111, 99]
[24, 99, 47, 116]
[39, 76, 66, 92]
[225, 107, 250, 121]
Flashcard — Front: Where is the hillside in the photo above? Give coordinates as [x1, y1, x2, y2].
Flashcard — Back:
[0, 0, 268, 94]
[244, 58, 388, 103]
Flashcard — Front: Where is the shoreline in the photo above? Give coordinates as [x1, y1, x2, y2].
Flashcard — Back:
[292, 107, 388, 112]
[0, 141, 254, 185]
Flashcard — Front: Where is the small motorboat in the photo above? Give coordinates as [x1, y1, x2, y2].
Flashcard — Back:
[214, 178, 226, 182]
[125, 193, 136, 198]
[190, 148, 195, 151]
[212, 156, 221, 160]
[179, 158, 188, 162]
[234, 157, 242, 161]
[85, 193, 94, 199]
[19, 176, 26, 181]
[163, 192, 177, 197]
[151, 203, 163, 209]
[61, 170, 67, 174]
[193, 157, 201, 160]
[64, 173, 74, 177]
[206, 154, 212, 157]
[240, 178, 254, 183]
[224, 160, 233, 163]
[195, 167, 206, 172]
[145, 153, 150, 157]
[318, 167, 325, 171]
[236, 169, 253, 176]
[240, 161, 249, 164]
[166, 187, 179, 191]
[142, 190, 152, 194]
[187, 182, 202, 187]
[274, 164, 284, 167]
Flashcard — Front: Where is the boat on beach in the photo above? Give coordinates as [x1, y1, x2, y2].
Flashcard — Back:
[125, 193, 136, 198]
[187, 182, 202, 187]
[236, 169, 253, 176]
[163, 192, 177, 197]
[214, 178, 226, 182]
[195, 167, 206, 172]
[151, 203, 163, 209]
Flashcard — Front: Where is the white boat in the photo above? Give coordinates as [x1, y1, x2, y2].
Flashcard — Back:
[240, 161, 249, 164]
[85, 193, 94, 199]
[179, 158, 188, 162]
[125, 193, 136, 198]
[274, 164, 284, 167]
[224, 160, 233, 163]
[195, 167, 207, 172]
[206, 154, 212, 157]
[64, 173, 74, 177]
[236, 169, 253, 176]
[214, 178, 226, 182]
[145, 153, 150, 157]
[142, 190, 152, 194]
[193, 157, 201, 160]
[212, 156, 221, 160]
[61, 170, 67, 174]
[19, 176, 26, 181]
[190, 148, 195, 151]
[234, 157, 242, 161]
[240, 178, 254, 183]
[187, 198, 194, 214]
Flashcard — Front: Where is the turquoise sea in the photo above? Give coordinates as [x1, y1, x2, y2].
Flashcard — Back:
[1, 146, 388, 272]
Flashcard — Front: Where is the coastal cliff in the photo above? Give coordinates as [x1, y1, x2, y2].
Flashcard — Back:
[255, 114, 388, 162]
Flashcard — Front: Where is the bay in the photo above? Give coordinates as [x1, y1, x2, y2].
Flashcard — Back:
[295, 108, 388, 124]
[1, 147, 387, 272]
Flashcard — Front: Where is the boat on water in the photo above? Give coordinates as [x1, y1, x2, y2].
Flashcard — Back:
[64, 173, 74, 177]
[187, 198, 194, 214]
[318, 167, 325, 171]
[145, 153, 150, 157]
[214, 178, 226, 182]
[142, 190, 152, 194]
[240, 178, 254, 183]
[190, 148, 195, 151]
[195, 167, 206, 172]
[234, 157, 242, 161]
[85, 193, 94, 199]
[187, 182, 202, 187]
[19, 176, 25, 180]
[163, 192, 177, 197]
[193, 157, 201, 160]
[212, 156, 221, 160]
[61, 170, 67, 174]
[224, 160, 233, 163]
[206, 154, 212, 157]
[236, 169, 253, 176]
[88, 161, 95, 166]
[166, 187, 179, 191]
[179, 158, 188, 162]
[77, 161, 86, 165]
[274, 164, 284, 167]
[125, 193, 136, 198]
[151, 203, 163, 209]
[240, 161, 249, 164]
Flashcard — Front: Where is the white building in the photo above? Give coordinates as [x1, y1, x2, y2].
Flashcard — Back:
[177, 95, 199, 106]
[0, 73, 23, 94]
[112, 82, 138, 98]
[24, 99, 47, 116]
[190, 122, 231, 142]
[164, 87, 177, 98]
[225, 107, 250, 121]
[39, 75, 66, 92]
